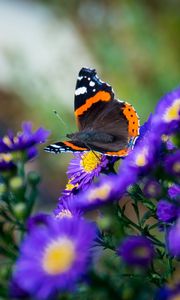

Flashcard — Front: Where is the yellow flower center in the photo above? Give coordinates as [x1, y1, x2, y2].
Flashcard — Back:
[42, 237, 75, 275]
[3, 136, 12, 147]
[133, 246, 150, 258]
[87, 183, 111, 202]
[0, 153, 13, 162]
[147, 184, 156, 196]
[161, 134, 169, 142]
[173, 162, 180, 173]
[170, 294, 180, 300]
[65, 179, 78, 191]
[135, 148, 148, 167]
[80, 151, 102, 173]
[56, 209, 73, 219]
[163, 98, 180, 122]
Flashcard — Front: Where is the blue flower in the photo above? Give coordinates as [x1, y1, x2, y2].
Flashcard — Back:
[151, 87, 180, 136]
[67, 151, 109, 191]
[0, 122, 50, 160]
[168, 218, 180, 257]
[164, 150, 180, 178]
[168, 184, 180, 201]
[157, 200, 178, 222]
[0, 153, 16, 171]
[13, 215, 96, 300]
[117, 235, 154, 267]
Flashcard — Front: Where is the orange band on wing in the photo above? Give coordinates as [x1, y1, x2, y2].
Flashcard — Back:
[75, 91, 111, 117]
[63, 141, 87, 151]
[122, 103, 139, 137]
[106, 148, 129, 157]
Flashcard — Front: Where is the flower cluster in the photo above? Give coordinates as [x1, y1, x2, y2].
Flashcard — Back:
[0, 87, 179, 300]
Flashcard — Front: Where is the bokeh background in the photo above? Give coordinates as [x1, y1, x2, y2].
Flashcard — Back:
[0, 0, 179, 210]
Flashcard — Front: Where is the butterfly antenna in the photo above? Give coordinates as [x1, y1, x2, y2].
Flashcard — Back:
[53, 110, 69, 131]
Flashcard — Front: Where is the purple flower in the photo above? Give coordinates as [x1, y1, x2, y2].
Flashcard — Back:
[73, 175, 124, 211]
[121, 131, 161, 177]
[67, 151, 109, 190]
[0, 153, 16, 171]
[117, 236, 154, 267]
[0, 122, 50, 160]
[168, 184, 180, 201]
[9, 279, 30, 299]
[168, 218, 180, 256]
[164, 150, 180, 177]
[143, 179, 162, 199]
[157, 200, 178, 222]
[54, 196, 83, 219]
[155, 285, 180, 300]
[151, 87, 180, 135]
[58, 177, 80, 204]
[135, 114, 153, 146]
[13, 216, 96, 300]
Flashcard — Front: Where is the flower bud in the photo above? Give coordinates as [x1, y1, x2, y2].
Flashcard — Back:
[13, 203, 26, 219]
[9, 176, 24, 191]
[97, 216, 112, 230]
[27, 171, 40, 185]
[0, 183, 7, 195]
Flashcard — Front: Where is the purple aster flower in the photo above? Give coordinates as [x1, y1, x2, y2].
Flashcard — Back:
[135, 114, 153, 146]
[13, 216, 96, 300]
[168, 184, 180, 201]
[117, 236, 154, 267]
[0, 153, 16, 171]
[67, 151, 109, 190]
[157, 200, 178, 222]
[9, 279, 30, 299]
[0, 122, 50, 160]
[151, 87, 180, 136]
[54, 196, 83, 219]
[168, 218, 180, 256]
[155, 285, 180, 300]
[26, 213, 52, 232]
[164, 150, 180, 177]
[58, 177, 80, 203]
[121, 131, 161, 177]
[143, 179, 162, 199]
[73, 175, 123, 211]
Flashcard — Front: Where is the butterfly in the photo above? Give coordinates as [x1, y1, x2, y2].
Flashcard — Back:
[44, 67, 139, 157]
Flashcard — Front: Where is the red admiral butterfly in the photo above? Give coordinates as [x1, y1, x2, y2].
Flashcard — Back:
[44, 67, 139, 157]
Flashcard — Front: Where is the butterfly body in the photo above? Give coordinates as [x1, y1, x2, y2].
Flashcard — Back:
[45, 68, 140, 157]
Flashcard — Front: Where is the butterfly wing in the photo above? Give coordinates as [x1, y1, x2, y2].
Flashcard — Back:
[44, 141, 88, 154]
[45, 67, 139, 156]
[74, 68, 139, 155]
[74, 67, 114, 130]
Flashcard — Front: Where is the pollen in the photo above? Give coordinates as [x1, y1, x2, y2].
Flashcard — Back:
[80, 151, 102, 173]
[133, 246, 150, 258]
[163, 98, 180, 122]
[87, 183, 111, 202]
[56, 209, 73, 219]
[3, 136, 12, 147]
[0, 153, 13, 162]
[173, 162, 180, 174]
[65, 179, 78, 191]
[42, 238, 75, 275]
[135, 148, 148, 167]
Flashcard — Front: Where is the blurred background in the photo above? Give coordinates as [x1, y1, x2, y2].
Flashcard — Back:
[0, 0, 179, 210]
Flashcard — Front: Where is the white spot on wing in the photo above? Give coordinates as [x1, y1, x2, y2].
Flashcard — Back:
[51, 144, 61, 148]
[89, 81, 95, 87]
[78, 76, 83, 80]
[75, 87, 87, 95]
